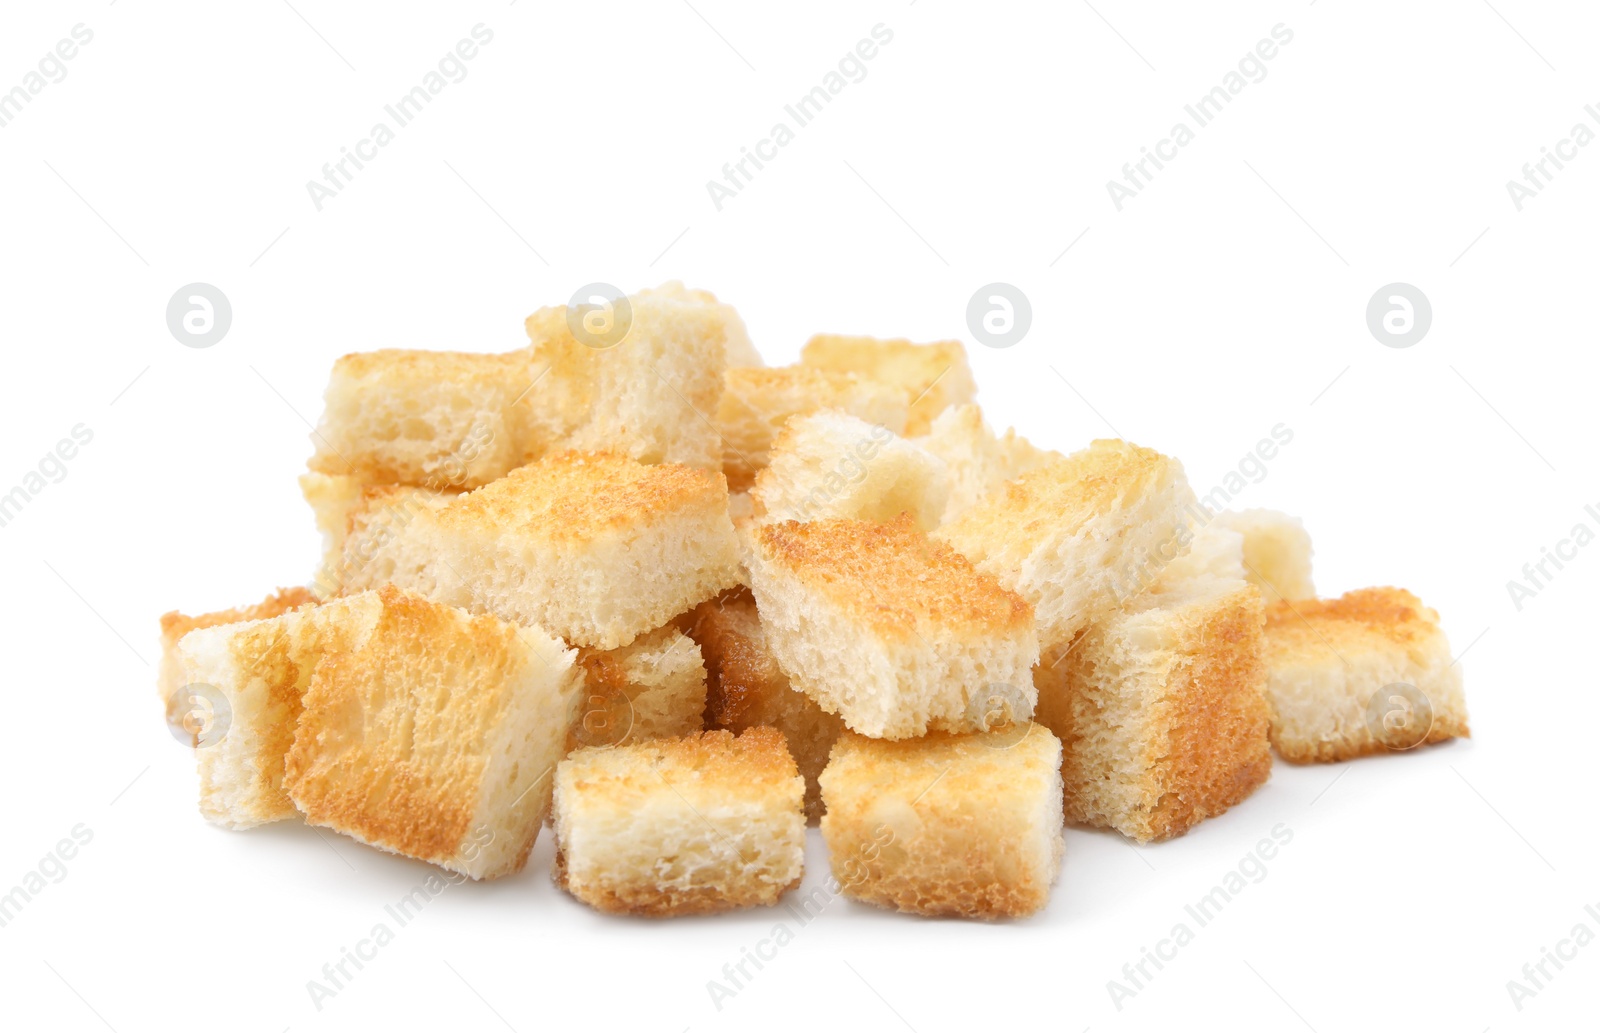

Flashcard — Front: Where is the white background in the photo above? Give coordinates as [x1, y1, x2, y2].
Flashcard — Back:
[1, 1, 1594, 1030]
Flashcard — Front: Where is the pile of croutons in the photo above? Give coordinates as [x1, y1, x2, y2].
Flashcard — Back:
[159, 282, 1469, 919]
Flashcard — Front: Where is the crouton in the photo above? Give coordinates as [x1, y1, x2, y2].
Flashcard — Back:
[800, 335, 977, 435]
[523, 282, 750, 469]
[308, 349, 533, 489]
[688, 590, 844, 823]
[935, 439, 1198, 650]
[299, 473, 457, 591]
[744, 515, 1039, 739]
[159, 587, 317, 726]
[1214, 509, 1316, 600]
[171, 594, 376, 828]
[570, 625, 708, 752]
[818, 724, 1064, 919]
[1034, 570, 1271, 843]
[751, 410, 950, 530]
[1263, 587, 1468, 763]
[338, 451, 743, 649]
[917, 404, 1060, 524]
[1153, 520, 1248, 587]
[552, 728, 806, 916]
[715, 366, 909, 491]
[284, 586, 581, 879]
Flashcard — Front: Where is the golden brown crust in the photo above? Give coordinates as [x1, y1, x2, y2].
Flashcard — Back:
[818, 726, 1063, 919]
[1265, 586, 1432, 641]
[753, 515, 1033, 641]
[159, 587, 315, 649]
[433, 450, 728, 544]
[800, 334, 976, 436]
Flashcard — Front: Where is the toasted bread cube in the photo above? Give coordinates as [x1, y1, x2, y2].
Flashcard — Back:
[570, 626, 707, 752]
[1034, 573, 1271, 842]
[308, 349, 532, 489]
[340, 451, 743, 649]
[751, 410, 950, 530]
[1263, 587, 1469, 763]
[689, 590, 845, 823]
[800, 335, 977, 436]
[300, 473, 458, 591]
[818, 725, 1063, 919]
[715, 366, 909, 491]
[552, 728, 806, 916]
[745, 515, 1038, 739]
[523, 282, 751, 469]
[1214, 509, 1316, 600]
[917, 404, 1060, 524]
[1153, 520, 1248, 586]
[159, 587, 316, 725]
[171, 594, 382, 828]
[936, 439, 1198, 650]
[283, 587, 581, 879]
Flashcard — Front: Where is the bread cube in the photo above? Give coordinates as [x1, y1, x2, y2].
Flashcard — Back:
[744, 515, 1038, 739]
[1152, 520, 1248, 586]
[159, 587, 315, 726]
[689, 590, 844, 823]
[552, 728, 806, 915]
[800, 334, 977, 435]
[715, 366, 909, 491]
[171, 594, 381, 828]
[308, 349, 532, 489]
[1263, 587, 1469, 763]
[1034, 573, 1271, 842]
[340, 451, 743, 649]
[936, 439, 1198, 650]
[751, 410, 949, 530]
[523, 282, 751, 469]
[818, 724, 1064, 919]
[299, 473, 457, 592]
[570, 625, 707, 752]
[1214, 509, 1315, 600]
[917, 404, 1060, 524]
[284, 587, 581, 879]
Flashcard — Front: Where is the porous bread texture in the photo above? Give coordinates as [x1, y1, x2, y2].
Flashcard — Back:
[308, 349, 533, 489]
[935, 439, 1198, 652]
[750, 409, 950, 531]
[818, 725, 1064, 919]
[800, 334, 977, 436]
[284, 586, 581, 879]
[569, 625, 708, 752]
[1034, 572, 1271, 843]
[688, 590, 844, 823]
[1153, 520, 1248, 587]
[1214, 508, 1316, 601]
[715, 366, 910, 491]
[744, 515, 1039, 739]
[337, 451, 744, 649]
[1263, 587, 1468, 763]
[917, 404, 1060, 524]
[172, 594, 376, 829]
[552, 727, 806, 916]
[299, 472, 457, 591]
[522, 282, 751, 469]
[159, 587, 316, 724]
